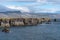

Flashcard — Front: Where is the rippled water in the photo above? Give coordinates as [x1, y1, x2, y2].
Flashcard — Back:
[0, 22, 60, 40]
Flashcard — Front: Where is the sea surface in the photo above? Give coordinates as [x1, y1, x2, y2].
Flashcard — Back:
[0, 22, 60, 40]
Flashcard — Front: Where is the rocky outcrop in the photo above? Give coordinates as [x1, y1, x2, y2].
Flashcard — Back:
[9, 18, 24, 26]
[38, 18, 51, 24]
[0, 17, 51, 27]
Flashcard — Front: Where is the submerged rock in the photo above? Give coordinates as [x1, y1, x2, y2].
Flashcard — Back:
[2, 27, 9, 33]
[54, 19, 56, 22]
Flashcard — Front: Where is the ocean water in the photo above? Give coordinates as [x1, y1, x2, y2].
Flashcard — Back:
[0, 22, 60, 40]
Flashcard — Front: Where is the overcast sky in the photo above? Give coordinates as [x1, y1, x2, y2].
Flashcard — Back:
[0, 0, 60, 13]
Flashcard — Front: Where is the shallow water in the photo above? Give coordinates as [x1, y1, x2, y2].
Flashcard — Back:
[0, 22, 60, 40]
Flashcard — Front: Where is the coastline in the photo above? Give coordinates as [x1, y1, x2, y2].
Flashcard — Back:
[0, 17, 50, 27]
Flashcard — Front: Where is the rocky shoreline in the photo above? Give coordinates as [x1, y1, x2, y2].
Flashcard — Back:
[0, 18, 50, 27]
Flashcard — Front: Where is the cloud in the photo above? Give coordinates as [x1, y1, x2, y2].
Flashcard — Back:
[47, 0, 60, 4]
[6, 5, 30, 13]
[36, 0, 47, 3]
[26, 0, 60, 13]
[35, 8, 60, 13]
[0, 0, 35, 2]
[0, 0, 60, 4]
[36, 0, 60, 4]
[0, 0, 60, 13]
[0, 5, 10, 12]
